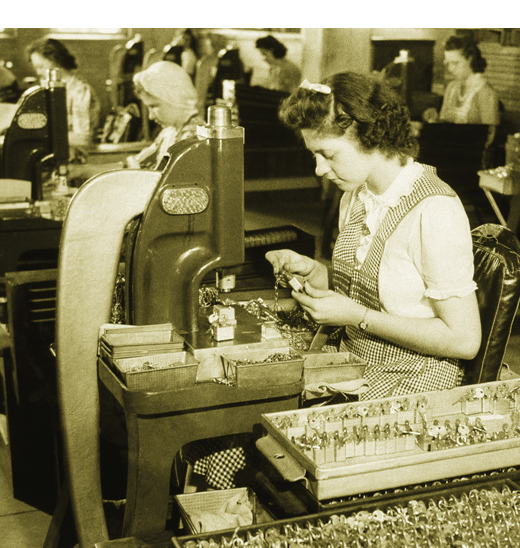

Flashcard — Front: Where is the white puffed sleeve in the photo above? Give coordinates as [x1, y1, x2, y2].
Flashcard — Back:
[380, 194, 476, 317]
[418, 195, 477, 300]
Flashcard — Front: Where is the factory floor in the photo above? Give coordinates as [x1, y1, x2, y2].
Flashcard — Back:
[1, 186, 520, 547]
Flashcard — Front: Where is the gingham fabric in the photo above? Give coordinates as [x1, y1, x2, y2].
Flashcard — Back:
[329, 165, 463, 401]
[183, 434, 258, 490]
[192, 449, 247, 490]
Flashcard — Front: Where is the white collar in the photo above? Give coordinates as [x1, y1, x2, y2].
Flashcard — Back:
[356, 160, 423, 238]
[359, 159, 422, 209]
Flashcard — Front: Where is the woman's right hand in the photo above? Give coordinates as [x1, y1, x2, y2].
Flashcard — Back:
[265, 249, 329, 290]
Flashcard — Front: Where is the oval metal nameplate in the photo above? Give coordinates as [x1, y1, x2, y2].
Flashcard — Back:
[17, 112, 47, 130]
[160, 187, 209, 215]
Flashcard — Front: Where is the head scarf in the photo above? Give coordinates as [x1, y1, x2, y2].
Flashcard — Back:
[133, 61, 198, 114]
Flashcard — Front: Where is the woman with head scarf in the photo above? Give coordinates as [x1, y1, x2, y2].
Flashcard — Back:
[126, 61, 204, 169]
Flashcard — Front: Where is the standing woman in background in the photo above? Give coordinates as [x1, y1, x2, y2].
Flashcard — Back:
[28, 37, 100, 148]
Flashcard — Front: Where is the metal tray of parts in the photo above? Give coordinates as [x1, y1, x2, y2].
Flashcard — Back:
[303, 351, 366, 386]
[258, 379, 520, 500]
[172, 472, 520, 548]
[221, 347, 305, 388]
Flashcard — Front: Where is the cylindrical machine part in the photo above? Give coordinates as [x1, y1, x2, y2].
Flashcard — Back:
[217, 272, 236, 293]
[197, 105, 243, 141]
[207, 105, 232, 127]
[45, 68, 69, 165]
[45, 68, 64, 89]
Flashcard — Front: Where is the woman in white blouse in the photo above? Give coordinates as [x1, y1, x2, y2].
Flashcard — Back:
[439, 35, 499, 126]
[266, 73, 482, 401]
[28, 38, 100, 148]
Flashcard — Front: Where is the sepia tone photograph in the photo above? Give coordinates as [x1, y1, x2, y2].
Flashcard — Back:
[1, 19, 520, 547]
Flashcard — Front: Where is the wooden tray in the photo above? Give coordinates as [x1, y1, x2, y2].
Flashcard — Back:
[260, 379, 520, 500]
[172, 474, 520, 547]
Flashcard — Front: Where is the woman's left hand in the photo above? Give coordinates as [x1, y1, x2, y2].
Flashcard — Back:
[292, 282, 364, 326]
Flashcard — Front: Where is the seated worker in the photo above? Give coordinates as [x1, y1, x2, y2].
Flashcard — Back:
[28, 38, 100, 149]
[126, 60, 204, 169]
[423, 35, 500, 127]
[266, 73, 482, 401]
[67, 61, 204, 185]
[254, 34, 301, 94]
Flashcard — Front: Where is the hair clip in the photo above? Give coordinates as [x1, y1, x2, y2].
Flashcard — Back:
[299, 79, 331, 95]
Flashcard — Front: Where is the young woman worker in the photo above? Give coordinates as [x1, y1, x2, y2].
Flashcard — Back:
[266, 73, 481, 401]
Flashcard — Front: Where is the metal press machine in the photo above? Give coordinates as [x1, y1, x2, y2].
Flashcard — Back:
[1, 68, 69, 201]
[53, 104, 308, 547]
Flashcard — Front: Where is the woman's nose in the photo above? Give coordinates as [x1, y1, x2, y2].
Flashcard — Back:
[314, 155, 330, 178]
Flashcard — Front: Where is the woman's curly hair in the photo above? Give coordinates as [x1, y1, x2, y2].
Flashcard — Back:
[278, 72, 419, 164]
[444, 35, 487, 74]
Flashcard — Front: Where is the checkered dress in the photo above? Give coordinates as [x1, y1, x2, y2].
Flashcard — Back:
[327, 166, 463, 401]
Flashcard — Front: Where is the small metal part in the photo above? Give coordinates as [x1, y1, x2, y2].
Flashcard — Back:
[279, 269, 305, 293]
[217, 272, 236, 292]
[46, 68, 65, 88]
[207, 104, 232, 126]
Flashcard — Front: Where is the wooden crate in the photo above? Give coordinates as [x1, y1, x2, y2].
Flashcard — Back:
[259, 379, 520, 500]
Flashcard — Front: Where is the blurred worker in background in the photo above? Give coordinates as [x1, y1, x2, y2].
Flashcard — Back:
[28, 37, 100, 149]
[254, 34, 301, 94]
[126, 60, 204, 169]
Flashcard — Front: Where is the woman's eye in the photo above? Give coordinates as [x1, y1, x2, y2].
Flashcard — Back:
[314, 152, 332, 161]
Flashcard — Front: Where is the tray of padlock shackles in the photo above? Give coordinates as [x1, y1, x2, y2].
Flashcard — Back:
[172, 471, 520, 548]
[255, 379, 520, 501]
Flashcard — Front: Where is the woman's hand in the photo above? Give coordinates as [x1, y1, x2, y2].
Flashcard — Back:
[265, 249, 329, 290]
[292, 283, 365, 326]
